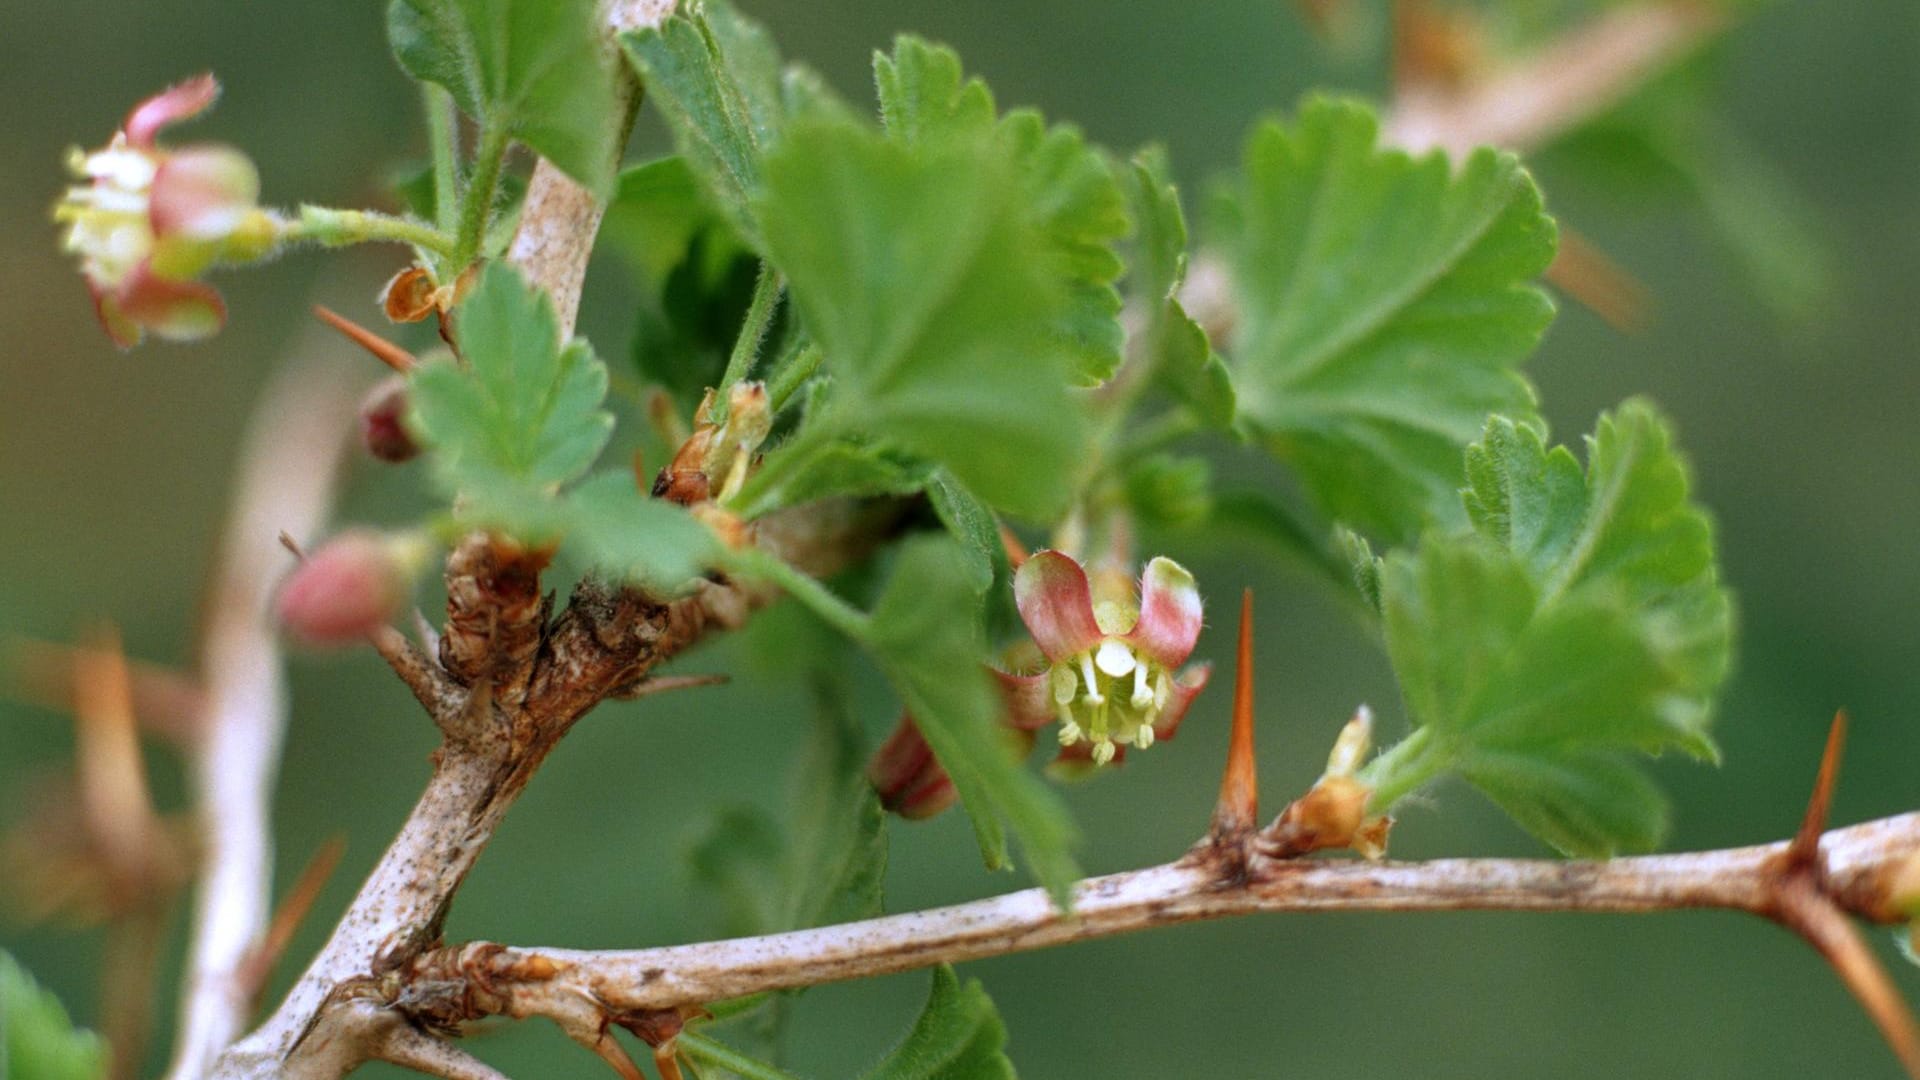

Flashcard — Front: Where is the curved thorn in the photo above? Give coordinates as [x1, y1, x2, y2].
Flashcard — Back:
[1772, 874, 1920, 1080]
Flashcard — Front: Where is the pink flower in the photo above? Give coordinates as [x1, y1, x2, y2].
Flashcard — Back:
[54, 74, 270, 347]
[1000, 551, 1211, 768]
[867, 713, 960, 820]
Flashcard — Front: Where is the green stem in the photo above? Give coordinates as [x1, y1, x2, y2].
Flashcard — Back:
[1111, 409, 1201, 468]
[712, 263, 785, 423]
[288, 206, 455, 255]
[453, 121, 512, 269]
[676, 1033, 804, 1080]
[1358, 727, 1449, 812]
[423, 84, 461, 236]
[725, 548, 871, 643]
[766, 343, 823, 412]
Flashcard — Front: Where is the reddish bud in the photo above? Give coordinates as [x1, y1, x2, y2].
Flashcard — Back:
[359, 375, 419, 463]
[274, 531, 423, 646]
[868, 713, 957, 821]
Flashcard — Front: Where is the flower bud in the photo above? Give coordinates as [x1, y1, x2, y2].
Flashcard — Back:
[359, 375, 420, 463]
[275, 531, 427, 646]
[868, 713, 957, 821]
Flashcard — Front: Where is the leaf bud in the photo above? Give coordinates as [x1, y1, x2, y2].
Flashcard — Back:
[359, 374, 419, 462]
[275, 530, 429, 646]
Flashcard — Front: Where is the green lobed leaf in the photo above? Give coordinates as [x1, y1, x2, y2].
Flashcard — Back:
[1211, 97, 1555, 542]
[781, 684, 888, 930]
[866, 538, 1081, 904]
[1362, 403, 1733, 856]
[925, 469, 1003, 596]
[564, 471, 720, 596]
[388, 0, 621, 196]
[408, 263, 613, 537]
[875, 37, 1129, 385]
[2, 952, 108, 1080]
[1124, 147, 1234, 427]
[684, 806, 787, 940]
[860, 966, 1017, 1080]
[620, 0, 785, 243]
[749, 115, 1092, 520]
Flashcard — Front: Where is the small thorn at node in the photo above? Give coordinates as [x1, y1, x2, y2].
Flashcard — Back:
[1790, 710, 1849, 868]
[236, 834, 346, 1000]
[1210, 589, 1258, 840]
[312, 304, 418, 373]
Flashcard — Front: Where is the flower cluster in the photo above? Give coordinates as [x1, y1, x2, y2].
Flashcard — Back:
[54, 74, 271, 347]
[998, 551, 1211, 769]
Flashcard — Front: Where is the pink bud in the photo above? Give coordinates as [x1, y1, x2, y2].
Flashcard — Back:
[274, 531, 417, 646]
[867, 713, 957, 821]
[359, 376, 419, 463]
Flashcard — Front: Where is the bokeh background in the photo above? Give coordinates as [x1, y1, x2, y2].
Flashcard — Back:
[4, 1, 1920, 1077]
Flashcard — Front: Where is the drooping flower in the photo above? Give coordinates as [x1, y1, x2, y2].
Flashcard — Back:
[54, 74, 273, 347]
[999, 551, 1211, 769]
[867, 712, 960, 820]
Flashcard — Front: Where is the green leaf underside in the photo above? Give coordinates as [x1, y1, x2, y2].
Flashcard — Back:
[869, 539, 1080, 904]
[1213, 97, 1556, 542]
[1364, 402, 1732, 856]
[749, 116, 1091, 520]
[876, 37, 1128, 386]
[620, 0, 785, 243]
[388, 0, 620, 196]
[2, 952, 108, 1080]
[1125, 147, 1234, 427]
[860, 966, 1018, 1080]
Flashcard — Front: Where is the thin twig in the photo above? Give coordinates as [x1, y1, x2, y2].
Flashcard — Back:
[167, 339, 360, 1080]
[406, 810, 1920, 1025]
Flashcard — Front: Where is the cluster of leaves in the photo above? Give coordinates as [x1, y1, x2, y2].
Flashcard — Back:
[391, 0, 1738, 899]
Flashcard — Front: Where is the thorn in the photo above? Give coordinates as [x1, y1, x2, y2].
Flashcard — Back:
[72, 624, 159, 889]
[610, 673, 730, 701]
[278, 531, 305, 560]
[630, 447, 648, 494]
[236, 834, 346, 1001]
[1772, 874, 1920, 1080]
[312, 304, 418, 373]
[655, 1042, 687, 1080]
[1211, 589, 1258, 840]
[1790, 710, 1848, 869]
[1545, 227, 1651, 333]
[997, 523, 1030, 571]
[7, 638, 205, 747]
[580, 1027, 645, 1080]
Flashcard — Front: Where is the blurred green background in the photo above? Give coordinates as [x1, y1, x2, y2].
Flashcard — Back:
[4, 1, 1919, 1077]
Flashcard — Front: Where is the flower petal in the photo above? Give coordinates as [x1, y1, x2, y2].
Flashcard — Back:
[1150, 662, 1212, 741]
[990, 669, 1056, 731]
[1126, 556, 1204, 667]
[123, 73, 219, 148]
[1013, 550, 1103, 661]
[113, 263, 225, 343]
[150, 146, 258, 242]
[88, 282, 142, 349]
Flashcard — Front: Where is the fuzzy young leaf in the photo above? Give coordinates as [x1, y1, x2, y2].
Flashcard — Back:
[1212, 98, 1555, 541]
[620, 0, 784, 242]
[750, 117, 1091, 520]
[868, 539, 1080, 903]
[408, 263, 613, 537]
[1125, 147, 1234, 427]
[2, 952, 108, 1080]
[861, 966, 1017, 1080]
[388, 0, 620, 196]
[876, 37, 1129, 385]
[1363, 403, 1732, 856]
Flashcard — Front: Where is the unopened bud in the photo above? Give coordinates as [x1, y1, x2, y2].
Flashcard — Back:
[359, 375, 419, 462]
[1326, 705, 1373, 778]
[275, 530, 427, 646]
[868, 713, 957, 820]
